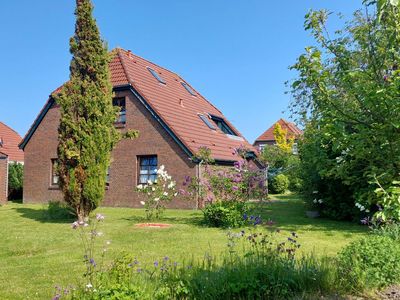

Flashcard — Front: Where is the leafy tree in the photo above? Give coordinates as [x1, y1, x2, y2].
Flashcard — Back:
[289, 3, 400, 220]
[273, 123, 294, 154]
[55, 0, 137, 220]
[8, 162, 23, 200]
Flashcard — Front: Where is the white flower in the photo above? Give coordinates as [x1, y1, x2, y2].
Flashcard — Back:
[360, 206, 365, 211]
[152, 187, 155, 191]
[313, 199, 317, 204]
[168, 182, 176, 189]
[140, 201, 145, 205]
[147, 180, 153, 185]
[174, 192, 178, 197]
[312, 191, 318, 194]
[97, 231, 103, 236]
[366, 209, 370, 213]
[137, 184, 143, 189]
[163, 192, 168, 196]
[106, 241, 111, 245]
[318, 199, 323, 204]
[154, 197, 159, 202]
[86, 283, 93, 289]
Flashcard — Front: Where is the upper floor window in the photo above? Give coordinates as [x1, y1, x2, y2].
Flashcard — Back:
[210, 115, 237, 136]
[181, 82, 196, 96]
[147, 67, 166, 84]
[51, 159, 59, 186]
[138, 155, 158, 184]
[113, 97, 126, 124]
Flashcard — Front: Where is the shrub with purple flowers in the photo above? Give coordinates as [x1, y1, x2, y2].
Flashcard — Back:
[182, 146, 267, 227]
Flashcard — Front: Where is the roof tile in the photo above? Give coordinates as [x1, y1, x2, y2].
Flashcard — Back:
[254, 118, 303, 143]
[0, 122, 24, 162]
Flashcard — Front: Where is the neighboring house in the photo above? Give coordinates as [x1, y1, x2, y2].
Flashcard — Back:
[19, 48, 262, 208]
[253, 118, 303, 154]
[0, 122, 24, 204]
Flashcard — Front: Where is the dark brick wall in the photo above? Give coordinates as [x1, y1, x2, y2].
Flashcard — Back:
[23, 90, 197, 208]
[0, 155, 8, 204]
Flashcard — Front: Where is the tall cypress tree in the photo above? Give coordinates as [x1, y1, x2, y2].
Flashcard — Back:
[55, 0, 120, 220]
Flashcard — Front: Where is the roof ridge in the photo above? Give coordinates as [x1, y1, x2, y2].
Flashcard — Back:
[116, 48, 179, 77]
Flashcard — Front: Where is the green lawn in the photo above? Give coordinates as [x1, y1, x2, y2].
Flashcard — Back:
[0, 195, 367, 299]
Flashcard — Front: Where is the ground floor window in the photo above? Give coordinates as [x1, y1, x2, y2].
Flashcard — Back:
[138, 155, 157, 184]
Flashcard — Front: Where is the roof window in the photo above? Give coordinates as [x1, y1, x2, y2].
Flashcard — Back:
[181, 82, 196, 96]
[147, 67, 166, 84]
[210, 115, 237, 136]
[199, 114, 216, 130]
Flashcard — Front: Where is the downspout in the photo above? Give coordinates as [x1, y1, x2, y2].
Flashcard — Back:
[196, 159, 204, 209]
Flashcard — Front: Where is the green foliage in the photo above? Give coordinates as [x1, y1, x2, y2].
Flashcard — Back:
[273, 123, 295, 154]
[269, 174, 289, 194]
[338, 235, 400, 289]
[7, 162, 23, 200]
[374, 179, 400, 221]
[55, 0, 137, 220]
[202, 201, 249, 228]
[43, 200, 75, 220]
[372, 222, 400, 240]
[68, 229, 343, 300]
[289, 4, 400, 221]
[260, 144, 302, 193]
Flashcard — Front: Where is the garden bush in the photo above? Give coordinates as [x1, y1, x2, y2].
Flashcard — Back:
[8, 162, 23, 200]
[338, 235, 400, 290]
[202, 200, 249, 228]
[269, 174, 289, 194]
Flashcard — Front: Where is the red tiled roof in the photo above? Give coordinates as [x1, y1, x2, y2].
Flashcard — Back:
[254, 118, 303, 143]
[20, 48, 255, 162]
[114, 48, 254, 161]
[0, 122, 24, 162]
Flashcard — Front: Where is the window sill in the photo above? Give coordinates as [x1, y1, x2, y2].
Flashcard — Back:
[114, 122, 126, 129]
[48, 186, 60, 190]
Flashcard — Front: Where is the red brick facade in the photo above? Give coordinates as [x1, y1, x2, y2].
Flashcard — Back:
[23, 90, 197, 208]
[0, 154, 8, 204]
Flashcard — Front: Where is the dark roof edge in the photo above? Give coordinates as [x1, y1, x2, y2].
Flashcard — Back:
[20, 84, 194, 160]
[19, 97, 55, 150]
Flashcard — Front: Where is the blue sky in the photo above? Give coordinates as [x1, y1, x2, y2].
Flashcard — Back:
[0, 1, 361, 143]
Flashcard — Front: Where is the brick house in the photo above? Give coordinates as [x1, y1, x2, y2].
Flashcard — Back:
[19, 48, 262, 208]
[0, 122, 24, 204]
[253, 118, 303, 154]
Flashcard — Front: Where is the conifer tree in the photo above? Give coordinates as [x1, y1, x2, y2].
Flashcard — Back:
[55, 0, 121, 220]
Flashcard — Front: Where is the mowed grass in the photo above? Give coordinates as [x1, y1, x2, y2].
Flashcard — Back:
[0, 195, 367, 299]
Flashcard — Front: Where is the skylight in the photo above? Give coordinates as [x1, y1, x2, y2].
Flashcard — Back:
[147, 67, 166, 84]
[181, 82, 196, 96]
[199, 114, 216, 130]
[210, 115, 237, 136]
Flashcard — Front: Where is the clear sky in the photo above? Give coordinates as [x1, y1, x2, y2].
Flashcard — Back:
[0, 1, 362, 143]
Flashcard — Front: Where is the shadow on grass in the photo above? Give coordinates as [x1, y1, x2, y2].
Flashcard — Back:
[251, 196, 367, 235]
[13, 207, 74, 224]
[121, 213, 205, 227]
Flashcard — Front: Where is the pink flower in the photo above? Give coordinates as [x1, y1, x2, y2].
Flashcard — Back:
[96, 213, 105, 221]
[71, 221, 79, 229]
